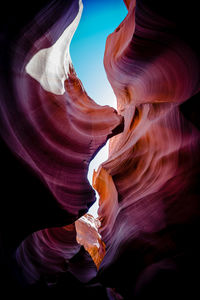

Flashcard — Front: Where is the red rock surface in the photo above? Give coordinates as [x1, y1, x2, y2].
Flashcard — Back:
[75, 214, 106, 270]
[94, 0, 200, 297]
[0, 0, 200, 297]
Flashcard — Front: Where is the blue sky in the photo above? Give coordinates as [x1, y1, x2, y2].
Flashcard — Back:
[70, 0, 127, 217]
[70, 0, 127, 107]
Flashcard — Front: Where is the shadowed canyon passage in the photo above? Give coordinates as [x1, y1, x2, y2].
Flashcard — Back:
[0, 0, 200, 298]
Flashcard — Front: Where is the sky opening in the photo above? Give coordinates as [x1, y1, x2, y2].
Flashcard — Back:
[70, 0, 127, 217]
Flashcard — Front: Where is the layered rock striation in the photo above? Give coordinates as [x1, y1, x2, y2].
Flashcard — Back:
[0, 0, 200, 297]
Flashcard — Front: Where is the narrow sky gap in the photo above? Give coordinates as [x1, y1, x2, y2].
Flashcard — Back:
[70, 0, 127, 218]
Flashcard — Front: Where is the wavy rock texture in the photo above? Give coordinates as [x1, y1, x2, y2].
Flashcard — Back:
[0, 0, 122, 291]
[94, 0, 200, 298]
[16, 221, 101, 285]
[16, 224, 81, 284]
[0, 0, 122, 239]
[0, 0, 200, 297]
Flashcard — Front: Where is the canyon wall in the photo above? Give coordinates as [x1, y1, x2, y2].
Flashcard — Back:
[0, 0, 200, 298]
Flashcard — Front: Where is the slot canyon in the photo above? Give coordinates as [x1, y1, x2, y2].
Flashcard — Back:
[0, 0, 200, 298]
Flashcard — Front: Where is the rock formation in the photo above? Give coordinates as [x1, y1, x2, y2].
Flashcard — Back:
[0, 0, 200, 298]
